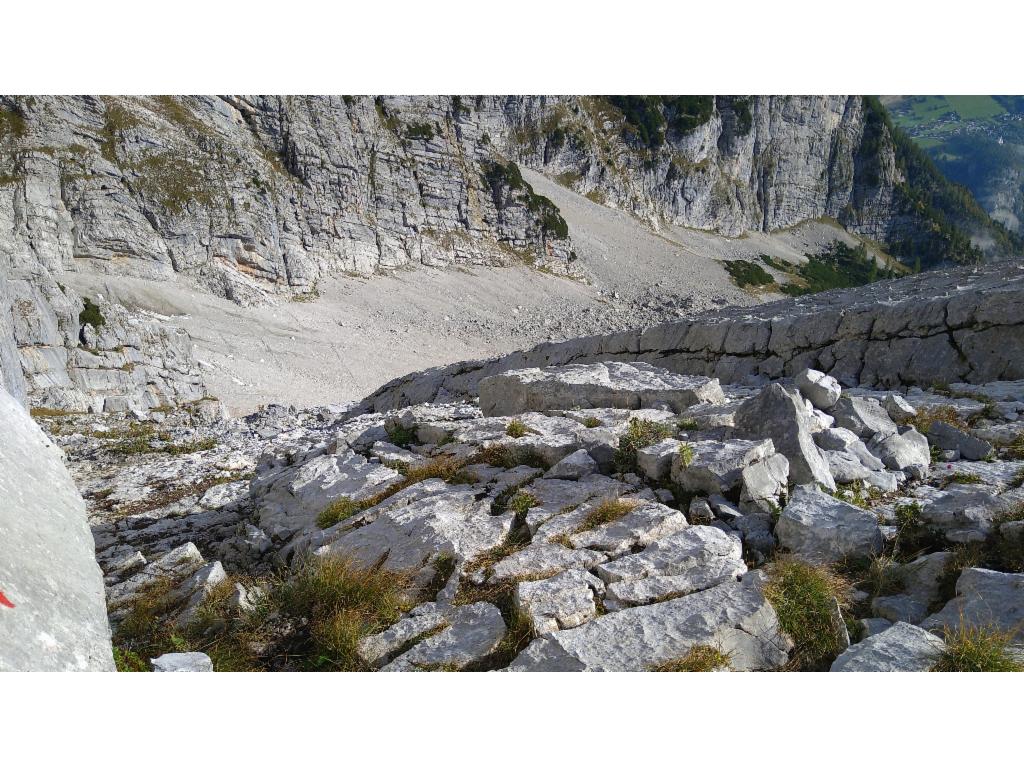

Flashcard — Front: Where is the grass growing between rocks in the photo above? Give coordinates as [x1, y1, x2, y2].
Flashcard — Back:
[576, 497, 639, 533]
[763, 558, 851, 670]
[113, 556, 414, 672]
[317, 497, 362, 529]
[931, 624, 1024, 672]
[650, 645, 731, 672]
[506, 419, 537, 438]
[900, 405, 968, 434]
[472, 443, 549, 470]
[615, 418, 674, 473]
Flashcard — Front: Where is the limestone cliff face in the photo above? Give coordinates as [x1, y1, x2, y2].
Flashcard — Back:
[0, 95, 1004, 411]
[478, 95, 979, 257]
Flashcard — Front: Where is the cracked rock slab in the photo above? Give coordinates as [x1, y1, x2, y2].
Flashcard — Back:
[515, 570, 603, 634]
[670, 438, 775, 495]
[507, 571, 790, 671]
[381, 602, 506, 671]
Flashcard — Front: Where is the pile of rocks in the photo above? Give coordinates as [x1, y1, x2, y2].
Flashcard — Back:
[51, 359, 1023, 671]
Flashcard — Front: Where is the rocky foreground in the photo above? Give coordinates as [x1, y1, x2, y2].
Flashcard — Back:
[23, 359, 1024, 672]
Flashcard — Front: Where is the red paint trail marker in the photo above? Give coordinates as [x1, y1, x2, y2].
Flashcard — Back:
[0, 590, 14, 608]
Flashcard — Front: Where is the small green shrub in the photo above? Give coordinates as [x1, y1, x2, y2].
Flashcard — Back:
[405, 122, 435, 141]
[506, 419, 535, 438]
[722, 259, 775, 290]
[113, 646, 149, 672]
[507, 490, 539, 519]
[615, 418, 674, 473]
[677, 442, 696, 468]
[385, 423, 418, 448]
[932, 624, 1024, 672]
[582, 416, 602, 428]
[763, 558, 850, 670]
[651, 645, 731, 672]
[79, 297, 105, 329]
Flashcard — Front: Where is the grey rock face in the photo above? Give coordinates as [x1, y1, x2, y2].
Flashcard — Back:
[830, 622, 945, 672]
[0, 389, 114, 671]
[928, 421, 994, 461]
[507, 572, 790, 671]
[734, 383, 835, 490]
[775, 485, 883, 564]
[478, 362, 724, 417]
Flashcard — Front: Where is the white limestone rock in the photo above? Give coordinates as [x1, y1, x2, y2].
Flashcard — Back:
[544, 448, 598, 480]
[922, 568, 1024, 642]
[670, 438, 775, 495]
[515, 569, 603, 634]
[830, 622, 945, 672]
[795, 368, 841, 409]
[507, 571, 791, 671]
[568, 500, 689, 554]
[151, 651, 214, 672]
[830, 397, 898, 439]
[596, 526, 747, 609]
[382, 602, 506, 671]
[775, 485, 883, 564]
[636, 438, 682, 481]
[739, 453, 790, 514]
[734, 383, 835, 491]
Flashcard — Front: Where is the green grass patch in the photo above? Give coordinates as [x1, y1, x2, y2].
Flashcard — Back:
[763, 558, 851, 670]
[932, 624, 1023, 672]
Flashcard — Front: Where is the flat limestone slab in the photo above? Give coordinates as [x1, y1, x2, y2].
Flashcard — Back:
[478, 362, 724, 417]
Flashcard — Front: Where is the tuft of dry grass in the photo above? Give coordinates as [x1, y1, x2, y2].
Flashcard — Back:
[932, 624, 1024, 672]
[651, 645, 731, 672]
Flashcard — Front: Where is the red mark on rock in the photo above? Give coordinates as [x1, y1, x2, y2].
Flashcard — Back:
[0, 590, 14, 608]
